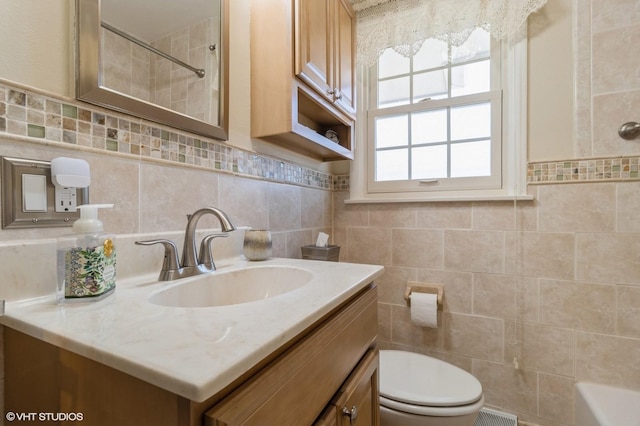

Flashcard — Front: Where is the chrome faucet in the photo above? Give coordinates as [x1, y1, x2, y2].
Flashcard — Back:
[136, 207, 236, 281]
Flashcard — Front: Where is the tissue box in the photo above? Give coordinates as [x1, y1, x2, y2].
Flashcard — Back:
[301, 245, 340, 262]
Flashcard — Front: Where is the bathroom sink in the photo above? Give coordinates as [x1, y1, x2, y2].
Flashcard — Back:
[148, 265, 314, 308]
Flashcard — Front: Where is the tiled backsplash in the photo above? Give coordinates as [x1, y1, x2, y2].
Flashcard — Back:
[0, 81, 334, 191]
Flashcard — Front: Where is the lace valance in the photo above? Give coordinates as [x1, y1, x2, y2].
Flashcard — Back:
[349, 0, 548, 66]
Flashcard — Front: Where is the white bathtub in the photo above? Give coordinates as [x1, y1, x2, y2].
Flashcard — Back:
[575, 382, 640, 426]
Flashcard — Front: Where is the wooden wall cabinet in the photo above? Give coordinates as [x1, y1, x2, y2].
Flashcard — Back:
[251, 0, 356, 161]
[5, 285, 379, 426]
[295, 0, 356, 119]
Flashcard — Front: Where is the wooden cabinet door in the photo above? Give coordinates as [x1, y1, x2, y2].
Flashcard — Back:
[315, 406, 338, 426]
[296, 0, 333, 99]
[332, 0, 356, 117]
[333, 349, 380, 426]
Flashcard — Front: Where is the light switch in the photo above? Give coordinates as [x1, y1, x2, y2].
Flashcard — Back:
[22, 174, 48, 212]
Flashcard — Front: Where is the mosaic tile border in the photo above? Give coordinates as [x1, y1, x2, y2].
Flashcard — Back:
[4, 81, 637, 191]
[528, 157, 640, 184]
[0, 81, 334, 190]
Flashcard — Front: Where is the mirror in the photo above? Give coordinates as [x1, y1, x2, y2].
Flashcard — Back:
[76, 0, 228, 140]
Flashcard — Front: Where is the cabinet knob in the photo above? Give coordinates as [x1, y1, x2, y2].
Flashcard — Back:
[342, 405, 358, 425]
[327, 88, 335, 96]
[333, 89, 342, 100]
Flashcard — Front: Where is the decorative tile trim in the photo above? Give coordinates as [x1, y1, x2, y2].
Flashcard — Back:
[0, 81, 336, 190]
[528, 157, 640, 184]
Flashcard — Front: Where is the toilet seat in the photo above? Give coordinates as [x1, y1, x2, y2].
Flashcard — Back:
[379, 350, 483, 416]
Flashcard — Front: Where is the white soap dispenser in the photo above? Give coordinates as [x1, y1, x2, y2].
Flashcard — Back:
[56, 204, 116, 304]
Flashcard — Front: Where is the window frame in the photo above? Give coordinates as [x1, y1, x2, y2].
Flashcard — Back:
[348, 31, 531, 203]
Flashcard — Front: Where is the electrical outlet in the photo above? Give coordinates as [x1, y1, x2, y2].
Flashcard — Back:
[55, 186, 78, 212]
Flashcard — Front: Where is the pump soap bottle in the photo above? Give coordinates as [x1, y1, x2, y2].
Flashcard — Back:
[57, 204, 116, 303]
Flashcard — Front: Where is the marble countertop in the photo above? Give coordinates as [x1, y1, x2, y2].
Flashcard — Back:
[1, 257, 383, 402]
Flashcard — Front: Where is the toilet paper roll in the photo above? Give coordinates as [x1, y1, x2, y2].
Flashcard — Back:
[410, 292, 438, 328]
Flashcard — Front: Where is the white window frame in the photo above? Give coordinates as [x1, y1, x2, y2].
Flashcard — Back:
[348, 31, 531, 203]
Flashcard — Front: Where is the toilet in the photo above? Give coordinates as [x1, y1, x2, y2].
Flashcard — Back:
[379, 350, 484, 426]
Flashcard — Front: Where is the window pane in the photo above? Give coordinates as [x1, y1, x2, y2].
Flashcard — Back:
[451, 60, 490, 97]
[451, 140, 491, 177]
[450, 103, 491, 141]
[413, 70, 448, 102]
[451, 28, 491, 64]
[379, 76, 410, 107]
[376, 115, 408, 149]
[411, 109, 447, 144]
[377, 149, 408, 181]
[379, 48, 410, 78]
[413, 38, 448, 71]
[411, 145, 448, 179]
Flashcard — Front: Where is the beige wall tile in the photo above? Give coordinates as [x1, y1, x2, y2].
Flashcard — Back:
[86, 153, 140, 234]
[576, 331, 640, 388]
[537, 183, 615, 232]
[540, 279, 616, 333]
[392, 228, 443, 268]
[472, 359, 538, 415]
[576, 232, 640, 285]
[592, 90, 640, 156]
[616, 182, 640, 232]
[617, 286, 640, 338]
[512, 232, 575, 280]
[300, 187, 331, 229]
[417, 269, 473, 314]
[472, 201, 516, 230]
[539, 373, 575, 425]
[347, 227, 392, 265]
[139, 162, 219, 232]
[284, 229, 312, 259]
[416, 202, 472, 229]
[517, 276, 540, 323]
[506, 322, 575, 376]
[473, 274, 517, 319]
[268, 183, 301, 231]
[592, 0, 640, 32]
[444, 230, 505, 273]
[592, 24, 640, 95]
[443, 313, 504, 361]
[369, 203, 416, 228]
[218, 174, 268, 230]
[376, 267, 417, 305]
[333, 191, 368, 227]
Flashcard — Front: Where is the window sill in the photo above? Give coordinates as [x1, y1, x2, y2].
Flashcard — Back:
[344, 192, 534, 204]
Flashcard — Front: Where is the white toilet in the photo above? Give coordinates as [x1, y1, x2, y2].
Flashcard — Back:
[379, 350, 484, 426]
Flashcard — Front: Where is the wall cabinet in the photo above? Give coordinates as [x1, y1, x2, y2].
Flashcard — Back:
[251, 0, 356, 161]
[4, 285, 378, 426]
[296, 0, 356, 118]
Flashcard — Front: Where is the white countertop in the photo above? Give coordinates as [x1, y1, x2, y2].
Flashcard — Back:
[1, 257, 383, 402]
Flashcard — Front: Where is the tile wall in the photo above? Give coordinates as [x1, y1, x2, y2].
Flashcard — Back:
[333, 1, 640, 425]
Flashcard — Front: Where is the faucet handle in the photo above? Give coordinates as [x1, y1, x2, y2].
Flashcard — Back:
[135, 239, 181, 273]
[198, 233, 229, 271]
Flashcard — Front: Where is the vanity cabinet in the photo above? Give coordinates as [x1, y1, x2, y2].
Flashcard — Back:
[250, 0, 356, 161]
[4, 284, 378, 426]
[315, 349, 379, 426]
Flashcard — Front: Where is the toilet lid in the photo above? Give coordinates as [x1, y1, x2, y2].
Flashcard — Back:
[379, 350, 483, 407]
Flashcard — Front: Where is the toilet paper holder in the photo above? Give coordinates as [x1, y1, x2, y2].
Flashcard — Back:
[404, 282, 444, 308]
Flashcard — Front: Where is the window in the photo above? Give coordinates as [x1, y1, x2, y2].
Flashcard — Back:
[350, 27, 529, 202]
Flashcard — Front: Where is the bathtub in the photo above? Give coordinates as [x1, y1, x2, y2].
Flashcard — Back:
[575, 382, 640, 426]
